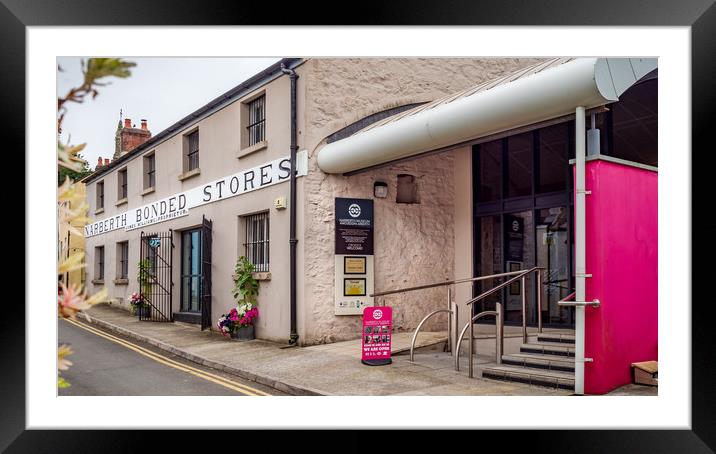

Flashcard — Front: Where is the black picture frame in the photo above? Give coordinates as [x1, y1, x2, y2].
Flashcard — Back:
[8, 0, 714, 450]
[344, 256, 367, 275]
[343, 278, 367, 297]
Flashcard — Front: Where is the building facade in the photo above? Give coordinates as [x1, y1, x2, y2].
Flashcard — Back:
[81, 57, 657, 393]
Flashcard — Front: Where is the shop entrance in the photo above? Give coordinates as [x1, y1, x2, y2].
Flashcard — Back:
[472, 123, 575, 328]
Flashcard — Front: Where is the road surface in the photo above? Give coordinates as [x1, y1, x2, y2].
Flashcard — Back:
[58, 317, 284, 396]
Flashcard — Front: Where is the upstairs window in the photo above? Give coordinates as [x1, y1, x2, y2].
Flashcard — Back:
[96, 181, 104, 210]
[118, 168, 128, 200]
[144, 153, 155, 189]
[184, 130, 200, 171]
[247, 95, 265, 146]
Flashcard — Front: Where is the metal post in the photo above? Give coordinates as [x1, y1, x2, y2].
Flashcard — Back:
[537, 269, 543, 333]
[447, 286, 452, 355]
[468, 313, 474, 378]
[575, 105, 587, 395]
[521, 276, 527, 344]
[453, 298, 459, 359]
[496, 302, 503, 365]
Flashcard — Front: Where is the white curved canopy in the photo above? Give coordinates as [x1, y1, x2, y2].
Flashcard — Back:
[317, 57, 657, 174]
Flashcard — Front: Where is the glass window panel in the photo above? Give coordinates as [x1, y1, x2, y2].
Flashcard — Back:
[474, 215, 502, 316]
[536, 207, 572, 325]
[476, 140, 501, 202]
[507, 132, 533, 198]
[538, 123, 569, 193]
[610, 78, 658, 166]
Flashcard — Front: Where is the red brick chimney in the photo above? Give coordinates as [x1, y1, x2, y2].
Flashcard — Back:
[118, 117, 152, 156]
[97, 156, 103, 168]
[104, 158, 110, 166]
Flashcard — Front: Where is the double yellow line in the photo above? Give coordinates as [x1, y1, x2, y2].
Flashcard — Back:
[63, 317, 272, 396]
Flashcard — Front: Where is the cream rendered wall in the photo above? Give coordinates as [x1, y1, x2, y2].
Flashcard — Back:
[300, 58, 544, 345]
[84, 67, 304, 342]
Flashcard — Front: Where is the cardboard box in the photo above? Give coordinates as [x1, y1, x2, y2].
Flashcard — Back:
[631, 361, 658, 386]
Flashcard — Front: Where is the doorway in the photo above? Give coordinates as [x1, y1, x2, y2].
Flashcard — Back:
[472, 123, 575, 328]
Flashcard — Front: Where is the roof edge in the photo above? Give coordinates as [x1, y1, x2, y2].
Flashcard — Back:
[82, 57, 304, 184]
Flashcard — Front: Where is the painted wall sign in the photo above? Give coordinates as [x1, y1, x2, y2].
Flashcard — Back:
[335, 198, 373, 255]
[361, 306, 392, 366]
[85, 151, 308, 237]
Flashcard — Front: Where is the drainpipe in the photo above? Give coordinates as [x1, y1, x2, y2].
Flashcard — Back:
[281, 63, 299, 345]
[574, 106, 586, 395]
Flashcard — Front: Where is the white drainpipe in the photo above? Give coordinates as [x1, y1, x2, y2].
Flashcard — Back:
[574, 106, 587, 395]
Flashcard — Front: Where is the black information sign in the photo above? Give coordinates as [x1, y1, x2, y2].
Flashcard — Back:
[505, 214, 524, 262]
[335, 198, 373, 255]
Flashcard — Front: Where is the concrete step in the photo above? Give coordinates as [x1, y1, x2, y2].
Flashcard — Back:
[536, 333, 575, 344]
[501, 352, 575, 373]
[520, 342, 575, 357]
[481, 364, 575, 390]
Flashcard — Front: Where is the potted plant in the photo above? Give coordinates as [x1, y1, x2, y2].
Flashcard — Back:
[129, 292, 149, 318]
[217, 256, 260, 341]
[135, 259, 153, 318]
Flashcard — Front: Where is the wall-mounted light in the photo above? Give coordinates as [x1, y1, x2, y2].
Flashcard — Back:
[373, 181, 388, 199]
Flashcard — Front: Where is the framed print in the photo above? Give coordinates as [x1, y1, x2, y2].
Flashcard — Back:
[343, 278, 367, 296]
[10, 0, 713, 447]
[344, 256, 367, 274]
[508, 261, 522, 295]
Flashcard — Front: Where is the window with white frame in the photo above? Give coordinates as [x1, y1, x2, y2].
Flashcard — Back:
[243, 212, 269, 272]
[247, 95, 265, 146]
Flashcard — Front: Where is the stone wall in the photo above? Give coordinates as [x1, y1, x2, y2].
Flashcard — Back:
[299, 58, 545, 345]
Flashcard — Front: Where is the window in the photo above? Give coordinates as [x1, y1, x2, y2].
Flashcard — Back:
[118, 168, 127, 200]
[96, 181, 104, 210]
[476, 140, 502, 202]
[181, 229, 202, 312]
[396, 174, 419, 204]
[537, 123, 569, 194]
[117, 241, 128, 279]
[506, 132, 533, 198]
[247, 95, 265, 146]
[609, 76, 658, 167]
[144, 153, 155, 189]
[243, 212, 269, 272]
[95, 246, 105, 281]
[184, 130, 200, 171]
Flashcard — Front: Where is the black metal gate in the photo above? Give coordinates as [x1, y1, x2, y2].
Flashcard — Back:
[200, 216, 213, 330]
[139, 230, 173, 322]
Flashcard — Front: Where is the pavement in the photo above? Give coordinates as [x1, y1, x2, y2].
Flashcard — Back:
[80, 303, 654, 396]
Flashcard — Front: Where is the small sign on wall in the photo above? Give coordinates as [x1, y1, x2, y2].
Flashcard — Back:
[361, 306, 392, 366]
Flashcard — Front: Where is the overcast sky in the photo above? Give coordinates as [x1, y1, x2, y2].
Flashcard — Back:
[57, 57, 280, 170]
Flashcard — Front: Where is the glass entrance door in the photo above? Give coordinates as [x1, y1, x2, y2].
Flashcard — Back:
[181, 229, 202, 312]
[536, 206, 574, 326]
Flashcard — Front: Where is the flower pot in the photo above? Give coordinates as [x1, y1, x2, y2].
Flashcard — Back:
[137, 306, 151, 318]
[230, 325, 255, 341]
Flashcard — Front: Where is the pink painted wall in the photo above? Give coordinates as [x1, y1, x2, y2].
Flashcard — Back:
[579, 159, 658, 395]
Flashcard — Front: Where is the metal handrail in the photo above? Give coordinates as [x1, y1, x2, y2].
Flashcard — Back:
[454, 307, 500, 374]
[370, 270, 527, 298]
[384, 270, 529, 364]
[409, 309, 452, 362]
[463, 267, 543, 308]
